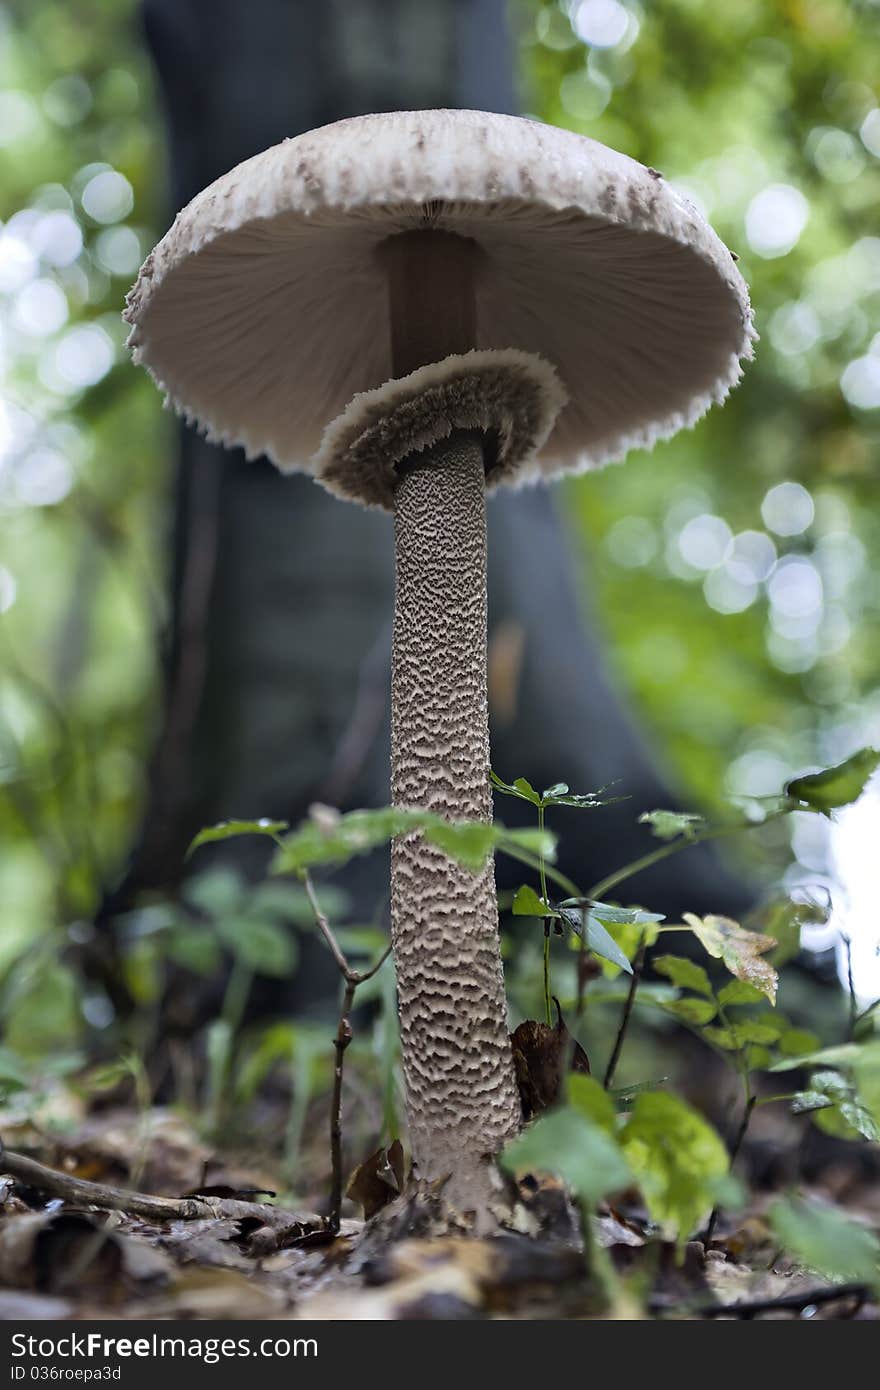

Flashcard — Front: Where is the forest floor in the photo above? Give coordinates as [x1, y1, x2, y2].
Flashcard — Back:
[0, 1097, 877, 1321]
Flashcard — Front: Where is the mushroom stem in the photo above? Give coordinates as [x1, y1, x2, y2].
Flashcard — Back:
[386, 229, 521, 1215]
[391, 433, 522, 1212]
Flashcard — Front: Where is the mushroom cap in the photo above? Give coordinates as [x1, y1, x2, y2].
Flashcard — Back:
[125, 109, 754, 484]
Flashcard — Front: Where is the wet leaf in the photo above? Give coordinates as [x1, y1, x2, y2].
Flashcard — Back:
[490, 771, 541, 806]
[683, 913, 778, 1004]
[187, 819, 288, 858]
[638, 810, 707, 841]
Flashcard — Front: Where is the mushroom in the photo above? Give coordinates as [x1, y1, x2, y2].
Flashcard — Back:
[125, 109, 753, 1218]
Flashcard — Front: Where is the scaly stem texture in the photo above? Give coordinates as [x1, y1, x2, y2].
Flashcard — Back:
[391, 431, 521, 1210]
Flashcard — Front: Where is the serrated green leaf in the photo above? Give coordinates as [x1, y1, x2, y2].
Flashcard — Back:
[785, 748, 880, 815]
[638, 810, 707, 841]
[769, 1197, 880, 1285]
[661, 997, 718, 1025]
[511, 884, 558, 918]
[653, 955, 712, 996]
[187, 819, 288, 859]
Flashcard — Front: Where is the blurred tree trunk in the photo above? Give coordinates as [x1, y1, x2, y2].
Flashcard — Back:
[96, 0, 753, 1017]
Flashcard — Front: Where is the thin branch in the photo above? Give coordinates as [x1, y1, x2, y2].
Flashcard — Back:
[587, 810, 788, 904]
[841, 933, 858, 1039]
[301, 871, 390, 985]
[603, 930, 647, 1090]
[0, 1145, 315, 1231]
[698, 1282, 869, 1319]
[300, 870, 392, 1229]
[328, 982, 355, 1234]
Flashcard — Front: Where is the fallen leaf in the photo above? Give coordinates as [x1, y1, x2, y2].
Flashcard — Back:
[510, 1002, 590, 1120]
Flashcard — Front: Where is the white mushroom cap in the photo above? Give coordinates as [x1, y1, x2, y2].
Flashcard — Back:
[125, 108, 754, 490]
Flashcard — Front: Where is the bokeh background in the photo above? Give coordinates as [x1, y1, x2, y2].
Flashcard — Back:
[0, 0, 878, 1100]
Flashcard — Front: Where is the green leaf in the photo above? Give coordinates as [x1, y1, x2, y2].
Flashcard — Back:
[566, 1072, 618, 1134]
[272, 804, 557, 878]
[769, 1197, 880, 1286]
[837, 1100, 880, 1142]
[770, 1043, 864, 1073]
[638, 810, 707, 841]
[502, 1105, 631, 1208]
[553, 902, 635, 973]
[653, 955, 712, 996]
[702, 1019, 783, 1050]
[165, 925, 224, 976]
[661, 997, 718, 1026]
[778, 1028, 822, 1057]
[683, 912, 778, 1004]
[215, 917, 296, 977]
[511, 884, 558, 918]
[490, 771, 541, 806]
[785, 747, 880, 815]
[791, 1089, 835, 1115]
[424, 820, 496, 873]
[852, 1040, 880, 1128]
[621, 1092, 730, 1247]
[183, 867, 244, 917]
[542, 782, 569, 799]
[584, 913, 634, 974]
[187, 818, 288, 858]
[717, 979, 767, 1006]
[585, 902, 666, 926]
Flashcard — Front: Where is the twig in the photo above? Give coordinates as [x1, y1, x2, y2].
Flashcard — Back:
[329, 984, 355, 1233]
[704, 1092, 757, 1246]
[841, 933, 858, 1039]
[698, 1282, 869, 1319]
[301, 871, 392, 1230]
[0, 1145, 315, 1231]
[603, 930, 647, 1089]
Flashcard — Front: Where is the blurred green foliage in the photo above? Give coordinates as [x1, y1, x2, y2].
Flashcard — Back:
[519, 0, 880, 813]
[1, 0, 879, 1063]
